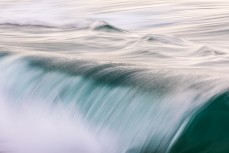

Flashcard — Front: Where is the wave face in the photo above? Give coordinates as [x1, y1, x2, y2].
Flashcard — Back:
[170, 92, 229, 153]
[0, 0, 229, 153]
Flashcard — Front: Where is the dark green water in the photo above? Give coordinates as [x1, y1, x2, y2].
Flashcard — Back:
[171, 92, 229, 153]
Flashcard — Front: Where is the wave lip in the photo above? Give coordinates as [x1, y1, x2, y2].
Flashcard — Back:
[191, 46, 226, 56]
[140, 34, 187, 46]
[88, 21, 126, 33]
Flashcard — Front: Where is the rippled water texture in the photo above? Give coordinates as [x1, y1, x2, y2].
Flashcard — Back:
[0, 1, 229, 153]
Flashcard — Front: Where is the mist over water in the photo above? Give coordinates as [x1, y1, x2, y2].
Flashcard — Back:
[0, 1, 229, 153]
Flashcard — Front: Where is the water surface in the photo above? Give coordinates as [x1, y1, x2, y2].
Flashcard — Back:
[0, 1, 229, 153]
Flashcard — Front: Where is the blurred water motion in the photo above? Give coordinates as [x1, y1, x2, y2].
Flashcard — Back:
[0, 1, 229, 153]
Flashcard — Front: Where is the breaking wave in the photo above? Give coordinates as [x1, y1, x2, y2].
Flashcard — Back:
[0, 50, 228, 153]
[1, 0, 229, 153]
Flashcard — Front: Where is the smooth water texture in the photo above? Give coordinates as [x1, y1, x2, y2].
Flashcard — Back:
[0, 1, 229, 153]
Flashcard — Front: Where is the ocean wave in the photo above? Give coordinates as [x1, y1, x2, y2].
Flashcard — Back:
[191, 46, 226, 56]
[0, 20, 127, 33]
[0, 53, 228, 153]
[1, 1, 229, 152]
[88, 21, 126, 33]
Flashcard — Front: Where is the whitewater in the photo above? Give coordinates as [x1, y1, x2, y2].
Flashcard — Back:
[0, 0, 229, 153]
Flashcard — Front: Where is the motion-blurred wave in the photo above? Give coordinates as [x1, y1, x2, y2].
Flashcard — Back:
[0, 0, 229, 153]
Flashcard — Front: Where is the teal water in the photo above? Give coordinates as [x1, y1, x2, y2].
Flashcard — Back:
[0, 1, 229, 153]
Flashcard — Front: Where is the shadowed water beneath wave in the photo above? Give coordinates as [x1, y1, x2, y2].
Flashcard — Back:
[170, 92, 229, 153]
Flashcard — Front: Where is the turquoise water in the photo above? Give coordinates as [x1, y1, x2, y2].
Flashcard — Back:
[0, 1, 229, 153]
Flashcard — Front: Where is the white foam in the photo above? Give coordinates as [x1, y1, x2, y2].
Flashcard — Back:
[0, 93, 118, 153]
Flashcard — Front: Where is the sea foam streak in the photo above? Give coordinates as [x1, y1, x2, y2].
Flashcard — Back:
[0, 0, 93, 28]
